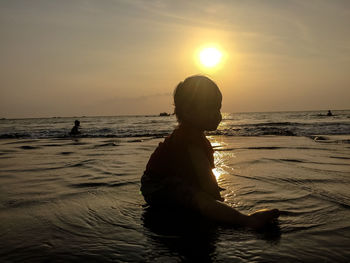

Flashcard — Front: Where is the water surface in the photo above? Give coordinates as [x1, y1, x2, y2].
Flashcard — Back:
[1, 112, 350, 262]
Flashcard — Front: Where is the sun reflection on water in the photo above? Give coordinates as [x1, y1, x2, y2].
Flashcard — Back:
[208, 136, 239, 203]
[210, 138, 226, 181]
[212, 168, 222, 180]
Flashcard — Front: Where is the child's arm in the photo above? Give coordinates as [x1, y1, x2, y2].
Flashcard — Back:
[188, 145, 223, 200]
[193, 190, 279, 228]
[187, 144, 279, 228]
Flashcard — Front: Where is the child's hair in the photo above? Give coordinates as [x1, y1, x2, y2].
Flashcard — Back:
[173, 75, 221, 123]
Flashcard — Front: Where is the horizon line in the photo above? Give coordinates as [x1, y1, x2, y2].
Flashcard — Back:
[1, 109, 349, 120]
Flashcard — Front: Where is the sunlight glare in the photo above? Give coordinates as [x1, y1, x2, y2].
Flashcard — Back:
[212, 168, 222, 180]
[199, 47, 222, 68]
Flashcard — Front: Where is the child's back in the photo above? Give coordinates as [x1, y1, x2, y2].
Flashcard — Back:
[141, 124, 222, 209]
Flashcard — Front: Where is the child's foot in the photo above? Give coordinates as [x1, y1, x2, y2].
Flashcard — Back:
[247, 209, 280, 229]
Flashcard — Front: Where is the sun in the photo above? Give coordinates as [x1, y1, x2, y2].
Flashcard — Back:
[199, 47, 222, 68]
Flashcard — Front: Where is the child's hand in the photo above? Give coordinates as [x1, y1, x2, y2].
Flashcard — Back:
[247, 209, 280, 229]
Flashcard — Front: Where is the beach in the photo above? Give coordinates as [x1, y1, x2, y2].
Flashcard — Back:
[1, 111, 350, 262]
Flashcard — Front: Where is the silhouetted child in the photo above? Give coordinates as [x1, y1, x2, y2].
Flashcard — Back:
[69, 120, 81, 136]
[141, 75, 279, 229]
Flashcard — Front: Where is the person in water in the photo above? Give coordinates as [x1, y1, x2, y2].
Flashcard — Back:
[327, 110, 333, 116]
[69, 120, 81, 136]
[140, 75, 279, 229]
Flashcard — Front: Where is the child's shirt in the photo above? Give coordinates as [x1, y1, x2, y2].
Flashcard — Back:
[140, 125, 222, 207]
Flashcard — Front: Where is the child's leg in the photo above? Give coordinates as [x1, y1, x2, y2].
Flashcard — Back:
[193, 191, 279, 229]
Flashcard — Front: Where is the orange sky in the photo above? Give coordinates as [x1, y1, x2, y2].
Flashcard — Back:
[1, 0, 349, 118]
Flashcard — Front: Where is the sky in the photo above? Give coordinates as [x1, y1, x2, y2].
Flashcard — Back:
[0, 0, 349, 118]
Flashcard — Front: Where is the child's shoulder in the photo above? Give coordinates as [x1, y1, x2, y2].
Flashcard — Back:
[151, 127, 212, 163]
[162, 127, 191, 148]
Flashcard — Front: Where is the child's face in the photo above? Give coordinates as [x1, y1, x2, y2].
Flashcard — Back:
[190, 90, 222, 131]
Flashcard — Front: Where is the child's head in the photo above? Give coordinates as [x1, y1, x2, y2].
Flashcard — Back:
[174, 75, 222, 131]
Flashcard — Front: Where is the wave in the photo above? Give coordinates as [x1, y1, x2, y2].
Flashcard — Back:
[1, 113, 349, 139]
[1, 129, 349, 141]
[69, 181, 137, 189]
[0, 131, 170, 139]
[0, 133, 31, 139]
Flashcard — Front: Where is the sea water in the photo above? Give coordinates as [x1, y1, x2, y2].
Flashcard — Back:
[0, 110, 350, 262]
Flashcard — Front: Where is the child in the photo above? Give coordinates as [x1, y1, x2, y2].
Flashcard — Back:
[140, 75, 279, 229]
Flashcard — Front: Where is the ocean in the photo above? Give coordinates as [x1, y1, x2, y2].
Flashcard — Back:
[0, 110, 350, 262]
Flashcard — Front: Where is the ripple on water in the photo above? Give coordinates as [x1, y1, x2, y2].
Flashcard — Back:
[19, 145, 41, 150]
[69, 181, 138, 189]
[60, 151, 74, 155]
[42, 189, 146, 261]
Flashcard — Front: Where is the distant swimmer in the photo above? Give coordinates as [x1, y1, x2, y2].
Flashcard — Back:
[327, 110, 333, 116]
[69, 120, 81, 136]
